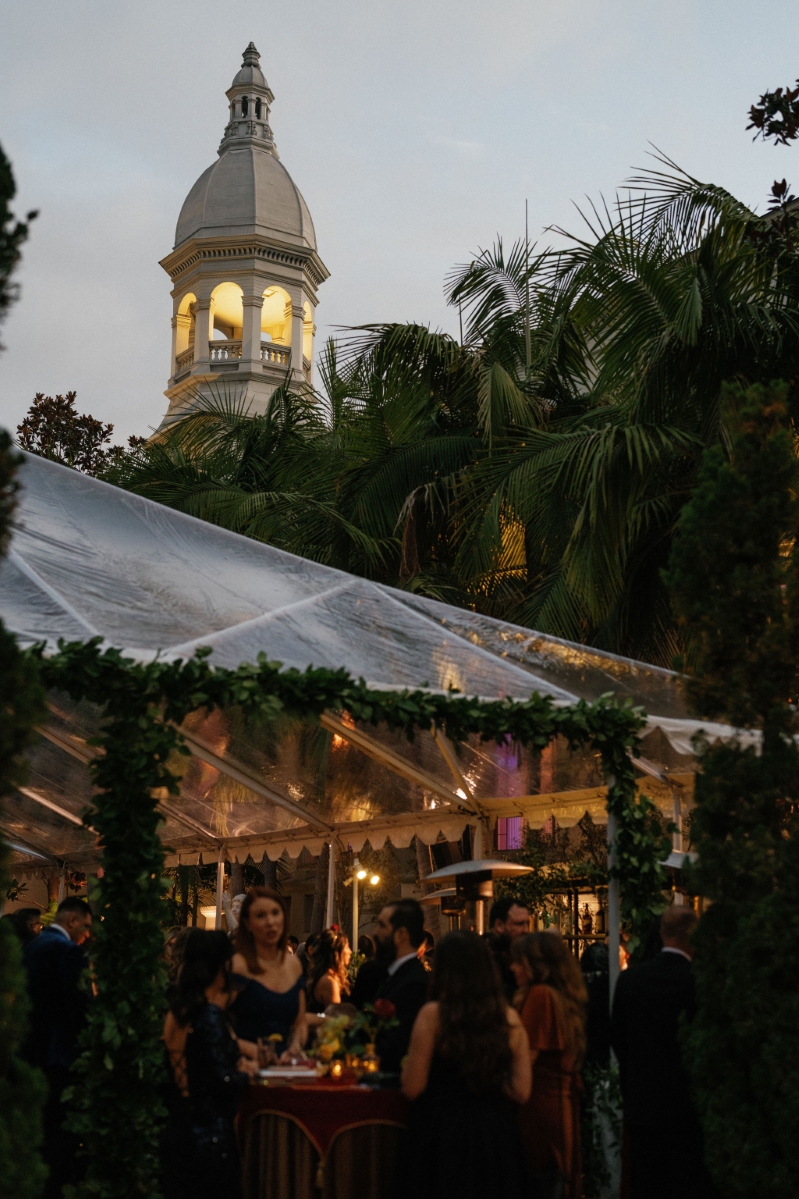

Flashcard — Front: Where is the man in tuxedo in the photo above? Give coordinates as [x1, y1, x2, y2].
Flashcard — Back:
[22, 896, 92, 1199]
[371, 899, 429, 1073]
[611, 905, 717, 1199]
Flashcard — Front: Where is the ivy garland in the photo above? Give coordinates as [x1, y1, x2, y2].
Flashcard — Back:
[30, 637, 668, 1199]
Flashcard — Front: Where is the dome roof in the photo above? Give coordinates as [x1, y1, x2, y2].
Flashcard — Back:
[173, 43, 316, 252]
[174, 146, 317, 250]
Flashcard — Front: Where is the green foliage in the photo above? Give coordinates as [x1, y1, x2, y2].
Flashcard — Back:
[666, 382, 799, 1198]
[0, 430, 48, 1199]
[581, 1061, 622, 1199]
[16, 392, 131, 477]
[0, 140, 35, 340]
[748, 80, 799, 145]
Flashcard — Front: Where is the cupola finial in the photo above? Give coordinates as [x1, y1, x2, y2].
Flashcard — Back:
[220, 42, 275, 155]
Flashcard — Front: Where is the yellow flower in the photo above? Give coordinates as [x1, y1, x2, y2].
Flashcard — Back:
[318, 1040, 339, 1062]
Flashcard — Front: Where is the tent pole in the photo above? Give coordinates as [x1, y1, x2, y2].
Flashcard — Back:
[215, 850, 226, 930]
[57, 864, 66, 904]
[672, 785, 684, 906]
[324, 841, 335, 929]
[352, 867, 359, 949]
[607, 794, 620, 1009]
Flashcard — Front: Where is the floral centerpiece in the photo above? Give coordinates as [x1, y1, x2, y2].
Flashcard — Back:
[310, 1000, 398, 1078]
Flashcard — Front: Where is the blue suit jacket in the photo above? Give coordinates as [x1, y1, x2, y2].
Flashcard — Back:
[22, 926, 90, 1069]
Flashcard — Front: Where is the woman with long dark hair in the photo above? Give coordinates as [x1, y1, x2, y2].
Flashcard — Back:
[161, 929, 257, 1199]
[510, 932, 588, 1199]
[307, 929, 352, 1007]
[400, 931, 531, 1199]
[229, 887, 307, 1057]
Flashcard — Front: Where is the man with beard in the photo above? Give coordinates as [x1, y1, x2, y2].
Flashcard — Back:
[486, 898, 530, 1002]
[370, 899, 429, 1073]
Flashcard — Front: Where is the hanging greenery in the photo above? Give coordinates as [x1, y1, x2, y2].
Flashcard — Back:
[0, 430, 48, 1199]
[667, 381, 799, 1199]
[30, 635, 667, 1198]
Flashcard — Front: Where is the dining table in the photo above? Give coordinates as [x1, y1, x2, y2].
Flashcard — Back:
[238, 1073, 411, 1199]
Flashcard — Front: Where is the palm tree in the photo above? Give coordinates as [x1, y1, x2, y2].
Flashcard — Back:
[448, 157, 799, 663]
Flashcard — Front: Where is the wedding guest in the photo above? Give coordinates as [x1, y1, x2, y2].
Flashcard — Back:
[2, 906, 43, 945]
[372, 900, 430, 1072]
[287, 935, 299, 955]
[161, 930, 258, 1199]
[611, 906, 717, 1199]
[401, 931, 531, 1199]
[418, 930, 435, 971]
[296, 931, 318, 979]
[163, 927, 192, 985]
[307, 930, 352, 1007]
[220, 891, 246, 935]
[580, 942, 610, 1068]
[511, 931, 588, 1199]
[229, 887, 307, 1058]
[351, 931, 388, 1010]
[21, 897, 92, 1199]
[487, 898, 531, 1001]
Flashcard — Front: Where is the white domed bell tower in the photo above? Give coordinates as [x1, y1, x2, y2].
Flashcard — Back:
[159, 43, 329, 422]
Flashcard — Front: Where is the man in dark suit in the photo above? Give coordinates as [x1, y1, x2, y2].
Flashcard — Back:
[611, 905, 717, 1199]
[371, 899, 429, 1073]
[22, 896, 92, 1199]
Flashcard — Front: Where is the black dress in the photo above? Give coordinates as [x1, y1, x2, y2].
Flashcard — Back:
[402, 1055, 529, 1199]
[162, 1004, 248, 1199]
[229, 974, 303, 1050]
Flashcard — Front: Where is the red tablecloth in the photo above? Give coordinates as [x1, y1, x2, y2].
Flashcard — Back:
[239, 1081, 411, 1199]
[238, 1081, 410, 1161]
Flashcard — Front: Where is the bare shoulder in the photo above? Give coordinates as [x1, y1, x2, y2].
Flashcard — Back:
[415, 1001, 440, 1029]
[286, 951, 304, 980]
[505, 1005, 522, 1026]
[231, 951, 250, 976]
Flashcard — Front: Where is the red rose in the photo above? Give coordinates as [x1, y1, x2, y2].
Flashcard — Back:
[373, 999, 396, 1019]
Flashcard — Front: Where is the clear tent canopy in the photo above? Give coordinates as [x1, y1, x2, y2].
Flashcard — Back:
[1, 453, 737, 878]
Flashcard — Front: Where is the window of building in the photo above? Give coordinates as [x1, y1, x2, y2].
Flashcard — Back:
[255, 98, 262, 119]
[241, 96, 249, 117]
[496, 816, 523, 852]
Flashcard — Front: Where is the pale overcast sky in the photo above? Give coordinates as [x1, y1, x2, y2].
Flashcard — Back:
[1, 0, 798, 440]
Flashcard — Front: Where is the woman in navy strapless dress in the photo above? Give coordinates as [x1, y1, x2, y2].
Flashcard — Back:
[229, 886, 307, 1058]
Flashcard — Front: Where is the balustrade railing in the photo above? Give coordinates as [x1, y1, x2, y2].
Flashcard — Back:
[261, 344, 289, 365]
[209, 340, 242, 362]
[174, 348, 193, 377]
[204, 341, 291, 368]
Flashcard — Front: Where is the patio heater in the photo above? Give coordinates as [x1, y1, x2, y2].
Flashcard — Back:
[425, 860, 534, 935]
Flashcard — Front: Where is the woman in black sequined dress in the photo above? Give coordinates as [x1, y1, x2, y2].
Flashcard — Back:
[161, 930, 258, 1199]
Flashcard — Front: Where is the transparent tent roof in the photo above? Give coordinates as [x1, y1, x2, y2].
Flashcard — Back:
[1, 453, 730, 872]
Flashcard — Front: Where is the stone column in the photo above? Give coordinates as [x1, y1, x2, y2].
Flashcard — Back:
[170, 315, 179, 378]
[241, 293, 264, 369]
[193, 298, 213, 366]
[290, 302, 305, 381]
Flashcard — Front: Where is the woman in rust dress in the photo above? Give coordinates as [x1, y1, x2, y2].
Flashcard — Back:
[510, 932, 588, 1199]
